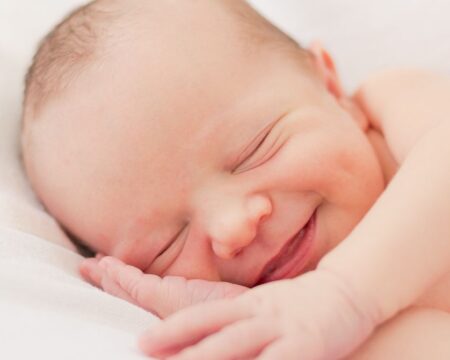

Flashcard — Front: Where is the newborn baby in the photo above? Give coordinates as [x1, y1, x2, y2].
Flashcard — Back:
[21, 0, 450, 359]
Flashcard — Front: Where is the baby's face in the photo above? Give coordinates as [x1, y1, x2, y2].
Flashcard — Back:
[28, 3, 384, 287]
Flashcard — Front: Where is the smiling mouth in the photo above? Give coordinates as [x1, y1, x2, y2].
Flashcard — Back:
[256, 210, 316, 285]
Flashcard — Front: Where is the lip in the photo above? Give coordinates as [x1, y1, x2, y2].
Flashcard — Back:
[255, 210, 316, 285]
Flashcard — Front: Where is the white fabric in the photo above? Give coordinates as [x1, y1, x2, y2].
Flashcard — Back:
[1, 0, 450, 359]
[0, 226, 154, 359]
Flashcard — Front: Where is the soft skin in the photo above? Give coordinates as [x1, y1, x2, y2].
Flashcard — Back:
[23, 1, 450, 359]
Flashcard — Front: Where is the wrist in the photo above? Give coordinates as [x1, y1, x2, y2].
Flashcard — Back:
[315, 263, 383, 330]
[290, 269, 379, 358]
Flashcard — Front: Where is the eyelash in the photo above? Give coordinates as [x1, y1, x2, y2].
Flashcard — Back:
[234, 130, 275, 173]
[156, 225, 187, 258]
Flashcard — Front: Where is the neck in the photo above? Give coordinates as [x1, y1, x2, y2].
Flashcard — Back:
[366, 126, 398, 186]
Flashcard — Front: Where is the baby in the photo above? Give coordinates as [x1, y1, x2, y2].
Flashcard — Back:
[20, 0, 450, 359]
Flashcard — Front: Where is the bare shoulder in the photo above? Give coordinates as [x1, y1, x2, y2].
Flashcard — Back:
[353, 68, 450, 163]
[354, 68, 450, 115]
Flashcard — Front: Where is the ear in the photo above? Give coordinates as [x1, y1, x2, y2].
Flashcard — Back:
[309, 41, 369, 131]
[309, 41, 344, 99]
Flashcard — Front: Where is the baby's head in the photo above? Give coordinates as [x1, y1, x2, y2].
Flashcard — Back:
[21, 0, 384, 286]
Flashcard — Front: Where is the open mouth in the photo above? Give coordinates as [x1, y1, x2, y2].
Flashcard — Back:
[256, 210, 316, 285]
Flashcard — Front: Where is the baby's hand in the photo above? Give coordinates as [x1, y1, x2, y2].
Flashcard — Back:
[79, 256, 248, 318]
[139, 270, 376, 360]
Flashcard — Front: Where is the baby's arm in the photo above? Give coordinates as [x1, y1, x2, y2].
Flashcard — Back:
[319, 69, 450, 324]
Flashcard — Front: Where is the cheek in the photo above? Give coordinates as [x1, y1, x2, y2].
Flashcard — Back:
[311, 131, 385, 259]
[264, 126, 384, 225]
[260, 129, 362, 196]
[320, 130, 384, 219]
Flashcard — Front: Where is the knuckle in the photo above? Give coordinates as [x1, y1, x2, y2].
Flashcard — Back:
[127, 278, 142, 300]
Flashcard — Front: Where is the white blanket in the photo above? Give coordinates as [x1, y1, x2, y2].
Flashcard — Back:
[0, 226, 155, 359]
[1, 0, 450, 359]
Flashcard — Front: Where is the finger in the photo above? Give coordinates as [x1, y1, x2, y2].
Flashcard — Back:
[80, 255, 120, 285]
[98, 256, 128, 269]
[186, 279, 248, 301]
[164, 318, 278, 360]
[79, 258, 103, 286]
[257, 338, 317, 360]
[99, 271, 139, 306]
[99, 257, 165, 316]
[79, 258, 139, 306]
[79, 257, 134, 300]
[100, 257, 159, 301]
[139, 298, 252, 357]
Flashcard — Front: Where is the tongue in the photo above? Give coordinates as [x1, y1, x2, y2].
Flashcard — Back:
[264, 227, 306, 279]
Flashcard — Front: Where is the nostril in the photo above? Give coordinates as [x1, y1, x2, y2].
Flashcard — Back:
[212, 241, 244, 260]
[231, 247, 244, 257]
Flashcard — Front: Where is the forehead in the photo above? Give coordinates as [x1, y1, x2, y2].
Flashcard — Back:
[82, 0, 308, 182]
[101, 50, 291, 186]
[87, 28, 292, 168]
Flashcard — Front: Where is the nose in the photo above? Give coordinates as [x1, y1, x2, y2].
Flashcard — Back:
[207, 194, 272, 260]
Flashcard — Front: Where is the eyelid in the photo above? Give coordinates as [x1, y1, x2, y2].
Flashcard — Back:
[156, 224, 187, 258]
[233, 131, 269, 172]
[233, 125, 281, 173]
[147, 224, 189, 276]
[232, 114, 286, 172]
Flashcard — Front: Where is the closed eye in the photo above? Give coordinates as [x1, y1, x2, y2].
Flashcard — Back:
[242, 131, 270, 163]
[156, 224, 187, 258]
[233, 126, 283, 173]
[232, 113, 287, 173]
[233, 130, 271, 172]
[146, 224, 189, 276]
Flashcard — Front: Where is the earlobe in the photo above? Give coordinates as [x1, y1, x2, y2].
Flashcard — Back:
[309, 41, 344, 99]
